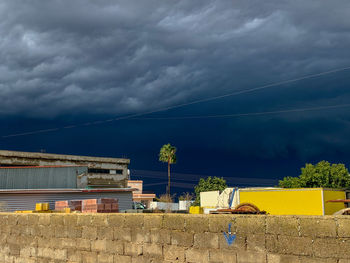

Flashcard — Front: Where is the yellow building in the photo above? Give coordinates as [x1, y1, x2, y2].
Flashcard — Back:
[200, 187, 347, 215]
[239, 188, 346, 215]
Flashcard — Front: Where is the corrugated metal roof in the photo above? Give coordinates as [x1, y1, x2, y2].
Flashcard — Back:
[0, 188, 136, 193]
[0, 166, 87, 189]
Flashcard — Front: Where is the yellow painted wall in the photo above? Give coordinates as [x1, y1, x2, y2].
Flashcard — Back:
[200, 191, 220, 207]
[323, 190, 346, 215]
[239, 188, 324, 215]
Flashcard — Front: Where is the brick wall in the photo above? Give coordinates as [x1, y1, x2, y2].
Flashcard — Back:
[1, 213, 350, 262]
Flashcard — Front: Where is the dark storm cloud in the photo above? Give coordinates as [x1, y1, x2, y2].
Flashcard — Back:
[1, 0, 350, 118]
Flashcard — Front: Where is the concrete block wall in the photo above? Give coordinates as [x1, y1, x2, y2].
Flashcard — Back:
[1, 213, 350, 262]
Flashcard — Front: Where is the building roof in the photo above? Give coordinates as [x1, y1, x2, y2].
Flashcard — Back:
[0, 150, 130, 164]
[0, 165, 87, 169]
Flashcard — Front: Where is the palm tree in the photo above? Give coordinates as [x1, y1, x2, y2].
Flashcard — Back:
[159, 143, 177, 197]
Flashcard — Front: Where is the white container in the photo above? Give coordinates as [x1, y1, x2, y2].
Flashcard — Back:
[179, 200, 191, 210]
[203, 208, 217, 214]
[149, 202, 179, 210]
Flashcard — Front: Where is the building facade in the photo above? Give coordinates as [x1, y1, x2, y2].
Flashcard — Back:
[128, 180, 155, 207]
[0, 150, 130, 188]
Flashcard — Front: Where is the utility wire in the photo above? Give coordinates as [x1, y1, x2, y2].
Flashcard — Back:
[3, 66, 350, 138]
[130, 103, 350, 120]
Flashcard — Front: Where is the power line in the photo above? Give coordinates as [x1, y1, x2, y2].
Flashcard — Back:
[130, 103, 350, 120]
[3, 66, 350, 138]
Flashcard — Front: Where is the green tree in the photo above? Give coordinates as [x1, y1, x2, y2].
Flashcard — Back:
[279, 161, 350, 189]
[193, 176, 227, 206]
[159, 143, 177, 196]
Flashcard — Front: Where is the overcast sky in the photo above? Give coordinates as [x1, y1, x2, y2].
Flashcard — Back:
[1, 1, 350, 193]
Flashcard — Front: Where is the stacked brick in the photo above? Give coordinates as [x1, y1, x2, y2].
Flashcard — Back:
[82, 198, 119, 213]
[55, 198, 119, 213]
[55, 200, 82, 212]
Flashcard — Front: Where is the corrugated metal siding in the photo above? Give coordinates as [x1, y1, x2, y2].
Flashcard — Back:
[0, 191, 132, 212]
[0, 166, 87, 189]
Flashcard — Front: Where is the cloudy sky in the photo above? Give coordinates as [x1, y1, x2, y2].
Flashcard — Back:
[1, 1, 350, 193]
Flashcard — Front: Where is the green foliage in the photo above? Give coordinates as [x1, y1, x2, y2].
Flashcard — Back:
[193, 176, 227, 206]
[279, 161, 350, 189]
[159, 143, 177, 164]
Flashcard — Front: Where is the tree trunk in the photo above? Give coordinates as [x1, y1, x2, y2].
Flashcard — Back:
[167, 160, 171, 197]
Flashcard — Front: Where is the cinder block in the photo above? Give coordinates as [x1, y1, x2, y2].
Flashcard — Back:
[337, 218, 350, 237]
[185, 215, 209, 233]
[4, 255, 16, 263]
[194, 232, 219, 249]
[106, 240, 124, 255]
[143, 243, 163, 259]
[37, 237, 51, 248]
[38, 215, 51, 226]
[163, 245, 185, 261]
[67, 248, 82, 262]
[246, 234, 266, 252]
[27, 214, 39, 226]
[6, 215, 18, 225]
[66, 226, 82, 239]
[64, 214, 78, 226]
[124, 215, 144, 228]
[20, 246, 37, 258]
[298, 256, 338, 263]
[143, 215, 163, 229]
[91, 214, 108, 227]
[8, 244, 21, 256]
[185, 248, 209, 263]
[299, 217, 336, 238]
[14, 257, 37, 263]
[150, 229, 171, 244]
[131, 256, 161, 263]
[266, 235, 313, 256]
[266, 216, 299, 237]
[209, 249, 236, 263]
[267, 253, 301, 263]
[108, 214, 125, 227]
[17, 214, 28, 225]
[114, 227, 132, 242]
[237, 250, 266, 263]
[81, 251, 98, 263]
[131, 228, 151, 244]
[171, 231, 194, 247]
[97, 253, 114, 263]
[37, 247, 54, 258]
[77, 214, 92, 226]
[53, 248, 68, 260]
[313, 238, 350, 258]
[124, 242, 143, 256]
[55, 225, 68, 238]
[61, 238, 77, 249]
[209, 215, 235, 233]
[40, 225, 54, 238]
[75, 238, 90, 250]
[97, 227, 113, 240]
[51, 214, 64, 225]
[91, 239, 108, 252]
[163, 215, 185, 230]
[218, 232, 245, 250]
[114, 255, 132, 263]
[235, 215, 266, 235]
[82, 226, 97, 239]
